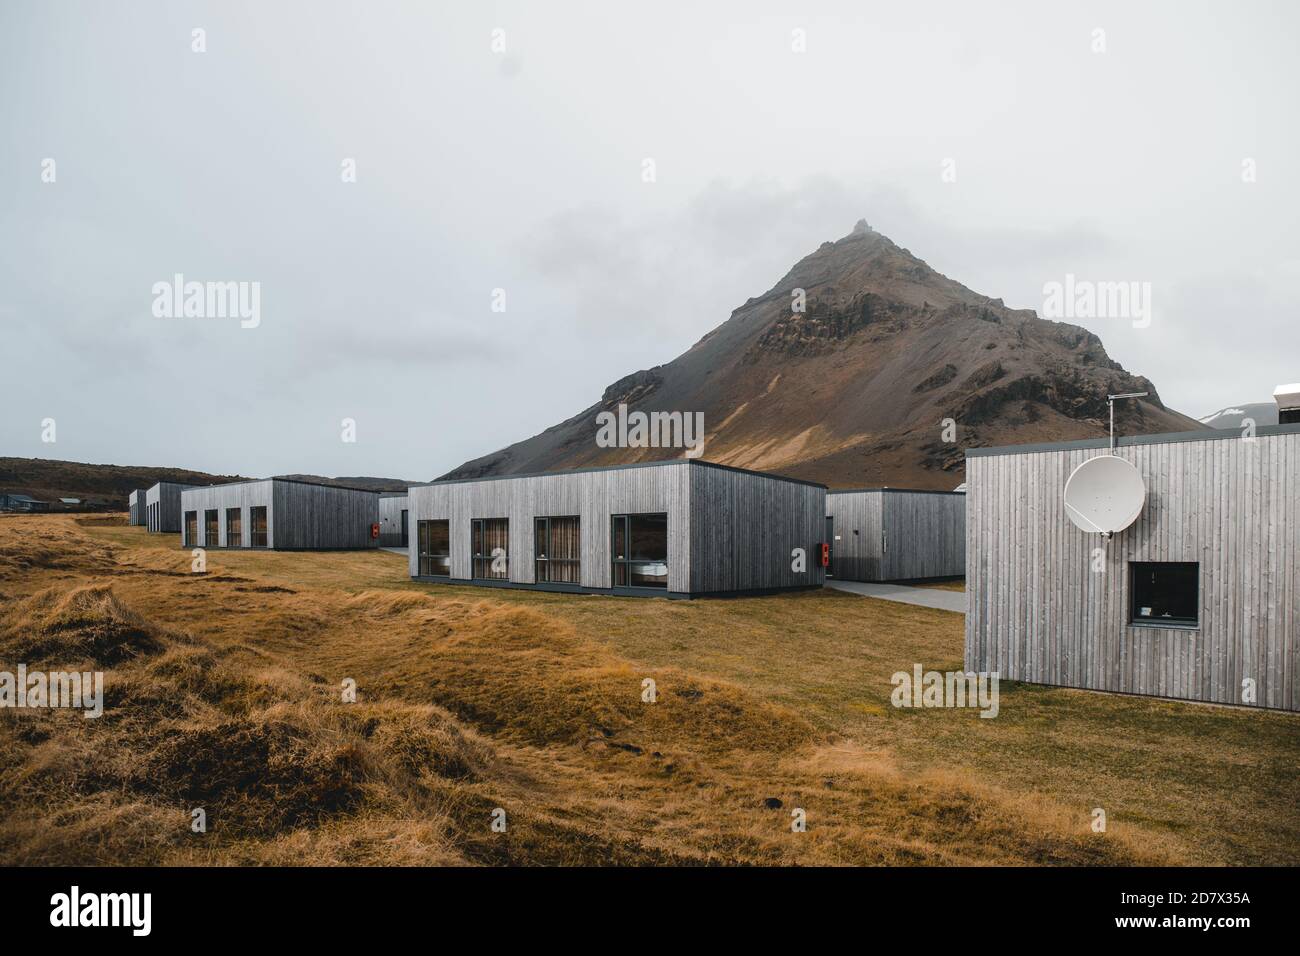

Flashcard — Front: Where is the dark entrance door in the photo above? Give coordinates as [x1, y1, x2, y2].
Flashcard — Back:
[400, 510, 409, 548]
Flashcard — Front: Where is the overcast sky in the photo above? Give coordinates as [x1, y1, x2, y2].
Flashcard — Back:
[2, 0, 1296, 480]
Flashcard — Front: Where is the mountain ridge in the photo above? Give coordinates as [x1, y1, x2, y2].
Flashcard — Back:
[442, 221, 1201, 488]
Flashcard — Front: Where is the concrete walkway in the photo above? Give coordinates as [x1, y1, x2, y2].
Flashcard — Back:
[380, 546, 407, 556]
[826, 580, 966, 613]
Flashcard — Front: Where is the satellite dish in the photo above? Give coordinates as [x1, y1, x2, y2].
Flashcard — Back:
[1063, 455, 1145, 536]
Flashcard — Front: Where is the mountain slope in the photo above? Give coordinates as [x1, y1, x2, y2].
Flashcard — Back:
[444, 221, 1201, 489]
[1198, 402, 1278, 430]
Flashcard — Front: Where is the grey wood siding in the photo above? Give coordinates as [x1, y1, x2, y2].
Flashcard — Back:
[128, 489, 147, 526]
[827, 491, 964, 581]
[406, 461, 826, 596]
[408, 463, 693, 591]
[272, 481, 379, 549]
[825, 493, 884, 581]
[881, 492, 965, 580]
[689, 465, 826, 593]
[180, 480, 379, 550]
[378, 495, 408, 548]
[182, 480, 274, 548]
[965, 429, 1299, 712]
[144, 482, 194, 533]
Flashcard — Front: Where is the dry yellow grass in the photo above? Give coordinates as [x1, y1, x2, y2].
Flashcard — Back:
[0, 513, 1295, 865]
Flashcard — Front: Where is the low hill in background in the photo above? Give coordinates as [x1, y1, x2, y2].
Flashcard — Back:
[0, 458, 415, 510]
[0, 458, 249, 511]
[273, 474, 415, 493]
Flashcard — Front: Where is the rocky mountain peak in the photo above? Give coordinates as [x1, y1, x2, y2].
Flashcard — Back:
[441, 223, 1200, 488]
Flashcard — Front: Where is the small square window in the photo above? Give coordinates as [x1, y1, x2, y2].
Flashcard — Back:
[1130, 562, 1198, 627]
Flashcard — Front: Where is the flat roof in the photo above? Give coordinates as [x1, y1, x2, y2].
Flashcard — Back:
[182, 477, 381, 495]
[966, 422, 1300, 459]
[418, 458, 828, 490]
[829, 487, 964, 497]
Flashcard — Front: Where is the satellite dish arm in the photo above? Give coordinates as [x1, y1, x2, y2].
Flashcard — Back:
[1064, 499, 1108, 536]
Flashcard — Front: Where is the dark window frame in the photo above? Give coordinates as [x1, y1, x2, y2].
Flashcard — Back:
[183, 510, 198, 548]
[1129, 561, 1200, 628]
[226, 507, 242, 548]
[204, 509, 219, 548]
[535, 515, 581, 584]
[610, 512, 669, 590]
[249, 506, 268, 549]
[471, 517, 509, 580]
[417, 519, 451, 577]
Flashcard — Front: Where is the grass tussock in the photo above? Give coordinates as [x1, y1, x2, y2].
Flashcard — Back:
[0, 585, 508, 863]
[0, 583, 171, 667]
[343, 591, 817, 754]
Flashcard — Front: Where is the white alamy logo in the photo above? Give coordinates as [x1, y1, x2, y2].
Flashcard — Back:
[595, 403, 705, 458]
[891, 664, 999, 718]
[0, 664, 103, 718]
[152, 273, 261, 328]
[50, 886, 151, 936]
[1042, 274, 1151, 329]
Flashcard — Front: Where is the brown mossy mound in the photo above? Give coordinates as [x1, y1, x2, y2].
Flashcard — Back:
[0, 585, 506, 847]
[0, 584, 173, 667]
[350, 594, 819, 756]
[364, 702, 494, 782]
[140, 717, 368, 835]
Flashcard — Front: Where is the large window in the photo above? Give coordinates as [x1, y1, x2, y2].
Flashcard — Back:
[418, 519, 451, 577]
[226, 508, 242, 548]
[472, 518, 509, 580]
[1130, 562, 1199, 627]
[250, 506, 268, 548]
[183, 511, 198, 547]
[611, 513, 668, 589]
[535, 516, 580, 584]
[205, 510, 219, 547]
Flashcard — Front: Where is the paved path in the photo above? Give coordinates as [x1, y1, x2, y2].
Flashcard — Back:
[380, 546, 407, 556]
[826, 580, 966, 613]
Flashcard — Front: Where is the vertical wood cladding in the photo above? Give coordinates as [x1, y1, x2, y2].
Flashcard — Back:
[180, 480, 379, 550]
[128, 489, 148, 526]
[144, 482, 195, 533]
[688, 465, 827, 593]
[825, 492, 883, 581]
[965, 428, 1298, 712]
[826, 491, 964, 581]
[407, 461, 826, 596]
[378, 495, 408, 547]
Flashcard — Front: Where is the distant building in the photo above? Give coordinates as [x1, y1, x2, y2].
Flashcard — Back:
[0, 494, 50, 513]
[128, 489, 148, 526]
[379, 493, 409, 548]
[407, 460, 826, 598]
[826, 489, 965, 582]
[180, 479, 380, 551]
[1275, 383, 1300, 425]
[145, 482, 197, 533]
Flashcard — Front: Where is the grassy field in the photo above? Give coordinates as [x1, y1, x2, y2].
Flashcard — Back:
[1, 514, 1295, 866]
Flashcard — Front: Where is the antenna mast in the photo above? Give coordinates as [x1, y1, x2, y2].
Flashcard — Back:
[1108, 392, 1148, 451]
